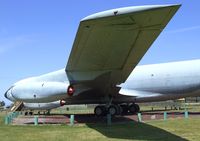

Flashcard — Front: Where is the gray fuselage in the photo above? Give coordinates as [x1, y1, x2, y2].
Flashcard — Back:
[5, 59, 200, 104]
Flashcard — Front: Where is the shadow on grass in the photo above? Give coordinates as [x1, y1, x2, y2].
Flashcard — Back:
[65, 114, 188, 140]
[13, 113, 188, 140]
[86, 119, 188, 141]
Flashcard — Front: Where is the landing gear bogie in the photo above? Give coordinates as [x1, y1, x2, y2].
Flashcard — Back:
[94, 103, 140, 116]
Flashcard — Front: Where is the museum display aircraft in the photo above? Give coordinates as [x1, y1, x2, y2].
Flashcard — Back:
[5, 4, 183, 116]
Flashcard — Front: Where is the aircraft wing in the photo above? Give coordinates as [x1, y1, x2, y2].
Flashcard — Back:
[118, 88, 179, 103]
[66, 5, 180, 92]
[119, 88, 162, 98]
[118, 88, 164, 103]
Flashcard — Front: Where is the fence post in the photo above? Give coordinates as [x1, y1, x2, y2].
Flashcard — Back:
[107, 114, 111, 125]
[70, 115, 74, 126]
[10, 113, 13, 123]
[184, 111, 189, 118]
[34, 116, 38, 125]
[8, 115, 11, 124]
[5, 116, 9, 125]
[137, 113, 142, 122]
[164, 112, 167, 120]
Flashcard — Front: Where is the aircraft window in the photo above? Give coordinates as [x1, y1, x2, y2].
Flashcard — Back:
[5, 85, 14, 94]
[7, 86, 14, 91]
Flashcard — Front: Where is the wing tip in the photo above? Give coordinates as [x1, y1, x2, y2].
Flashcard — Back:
[81, 4, 181, 21]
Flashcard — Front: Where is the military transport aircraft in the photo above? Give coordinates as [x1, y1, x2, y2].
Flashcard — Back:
[5, 4, 183, 116]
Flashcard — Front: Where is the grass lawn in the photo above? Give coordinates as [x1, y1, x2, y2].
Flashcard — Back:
[0, 110, 200, 141]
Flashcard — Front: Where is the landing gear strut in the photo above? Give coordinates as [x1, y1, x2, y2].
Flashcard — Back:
[94, 103, 140, 116]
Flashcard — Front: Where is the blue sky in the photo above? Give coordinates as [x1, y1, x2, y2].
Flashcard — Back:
[1, 0, 200, 105]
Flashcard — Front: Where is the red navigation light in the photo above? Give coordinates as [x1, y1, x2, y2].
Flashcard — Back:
[60, 100, 66, 106]
[67, 85, 74, 96]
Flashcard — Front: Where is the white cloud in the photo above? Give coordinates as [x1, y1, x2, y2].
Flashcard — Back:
[0, 35, 34, 55]
[167, 25, 200, 34]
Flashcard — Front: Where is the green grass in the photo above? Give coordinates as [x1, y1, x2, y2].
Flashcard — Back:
[2, 103, 200, 141]
[1, 110, 200, 141]
[0, 111, 7, 125]
[148, 118, 200, 141]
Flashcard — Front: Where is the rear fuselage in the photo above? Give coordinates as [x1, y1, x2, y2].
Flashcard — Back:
[126, 59, 200, 96]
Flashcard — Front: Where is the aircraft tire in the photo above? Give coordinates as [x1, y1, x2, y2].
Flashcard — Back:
[120, 104, 129, 115]
[129, 104, 137, 114]
[135, 104, 140, 113]
[129, 103, 140, 114]
[94, 106, 106, 116]
[108, 105, 118, 116]
[116, 105, 123, 115]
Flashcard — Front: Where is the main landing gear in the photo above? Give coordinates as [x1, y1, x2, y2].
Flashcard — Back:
[94, 103, 140, 116]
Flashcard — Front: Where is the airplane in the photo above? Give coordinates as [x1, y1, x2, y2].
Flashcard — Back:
[4, 4, 182, 116]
